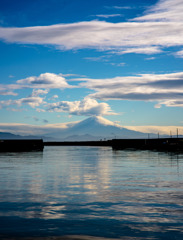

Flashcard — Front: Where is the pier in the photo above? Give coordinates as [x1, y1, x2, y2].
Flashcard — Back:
[111, 138, 183, 151]
[0, 139, 44, 152]
[0, 138, 183, 152]
[45, 138, 183, 152]
[44, 140, 112, 147]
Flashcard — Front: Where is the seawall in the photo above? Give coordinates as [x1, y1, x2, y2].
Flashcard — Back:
[44, 138, 183, 151]
[0, 139, 44, 152]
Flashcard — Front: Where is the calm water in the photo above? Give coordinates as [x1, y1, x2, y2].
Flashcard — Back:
[0, 146, 183, 239]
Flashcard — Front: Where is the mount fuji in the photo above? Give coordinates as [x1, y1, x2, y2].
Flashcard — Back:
[46, 116, 151, 141]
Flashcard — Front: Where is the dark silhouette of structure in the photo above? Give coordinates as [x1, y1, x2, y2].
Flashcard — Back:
[0, 139, 44, 152]
[45, 138, 183, 152]
[1, 138, 183, 152]
[111, 138, 183, 151]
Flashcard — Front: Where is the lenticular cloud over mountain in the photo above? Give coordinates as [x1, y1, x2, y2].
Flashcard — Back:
[46, 98, 117, 116]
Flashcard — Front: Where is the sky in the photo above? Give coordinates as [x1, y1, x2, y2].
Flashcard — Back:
[0, 0, 183, 136]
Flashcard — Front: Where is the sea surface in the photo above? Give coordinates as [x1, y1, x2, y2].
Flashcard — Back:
[0, 146, 183, 240]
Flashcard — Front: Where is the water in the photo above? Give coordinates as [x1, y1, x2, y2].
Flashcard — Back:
[0, 146, 183, 239]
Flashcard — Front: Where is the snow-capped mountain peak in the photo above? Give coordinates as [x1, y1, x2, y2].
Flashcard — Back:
[75, 116, 121, 128]
[47, 116, 148, 140]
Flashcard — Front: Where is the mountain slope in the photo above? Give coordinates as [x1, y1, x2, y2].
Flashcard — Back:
[0, 132, 53, 141]
[0, 132, 24, 139]
[49, 116, 150, 140]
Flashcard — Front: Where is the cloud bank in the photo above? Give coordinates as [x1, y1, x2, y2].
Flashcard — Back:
[0, 0, 183, 55]
[126, 125, 183, 136]
[0, 122, 74, 136]
[2, 71, 183, 111]
[0, 73, 119, 115]
[79, 72, 183, 107]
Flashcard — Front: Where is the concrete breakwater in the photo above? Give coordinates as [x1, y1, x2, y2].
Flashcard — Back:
[0, 138, 183, 152]
[111, 138, 183, 151]
[45, 138, 183, 151]
[44, 140, 112, 147]
[0, 139, 44, 152]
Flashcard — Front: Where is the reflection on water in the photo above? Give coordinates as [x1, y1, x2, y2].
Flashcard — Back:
[0, 147, 183, 239]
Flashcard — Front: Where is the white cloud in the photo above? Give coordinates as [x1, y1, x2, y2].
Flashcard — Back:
[18, 97, 45, 108]
[30, 89, 49, 97]
[78, 72, 183, 107]
[160, 99, 183, 107]
[17, 73, 70, 89]
[47, 98, 117, 116]
[0, 73, 72, 97]
[0, 123, 65, 136]
[49, 95, 59, 100]
[154, 103, 162, 108]
[95, 14, 123, 18]
[84, 56, 110, 62]
[0, 96, 45, 109]
[116, 46, 162, 55]
[174, 49, 183, 58]
[106, 6, 132, 10]
[0, 90, 17, 96]
[0, 0, 183, 55]
[145, 57, 156, 60]
[60, 73, 86, 78]
[134, 0, 183, 22]
[0, 121, 78, 136]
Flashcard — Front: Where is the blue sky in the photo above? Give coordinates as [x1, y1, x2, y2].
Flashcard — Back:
[0, 0, 183, 135]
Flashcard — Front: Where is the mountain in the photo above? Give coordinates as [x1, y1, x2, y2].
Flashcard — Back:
[0, 132, 53, 141]
[0, 117, 158, 141]
[46, 116, 152, 141]
[0, 132, 27, 139]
